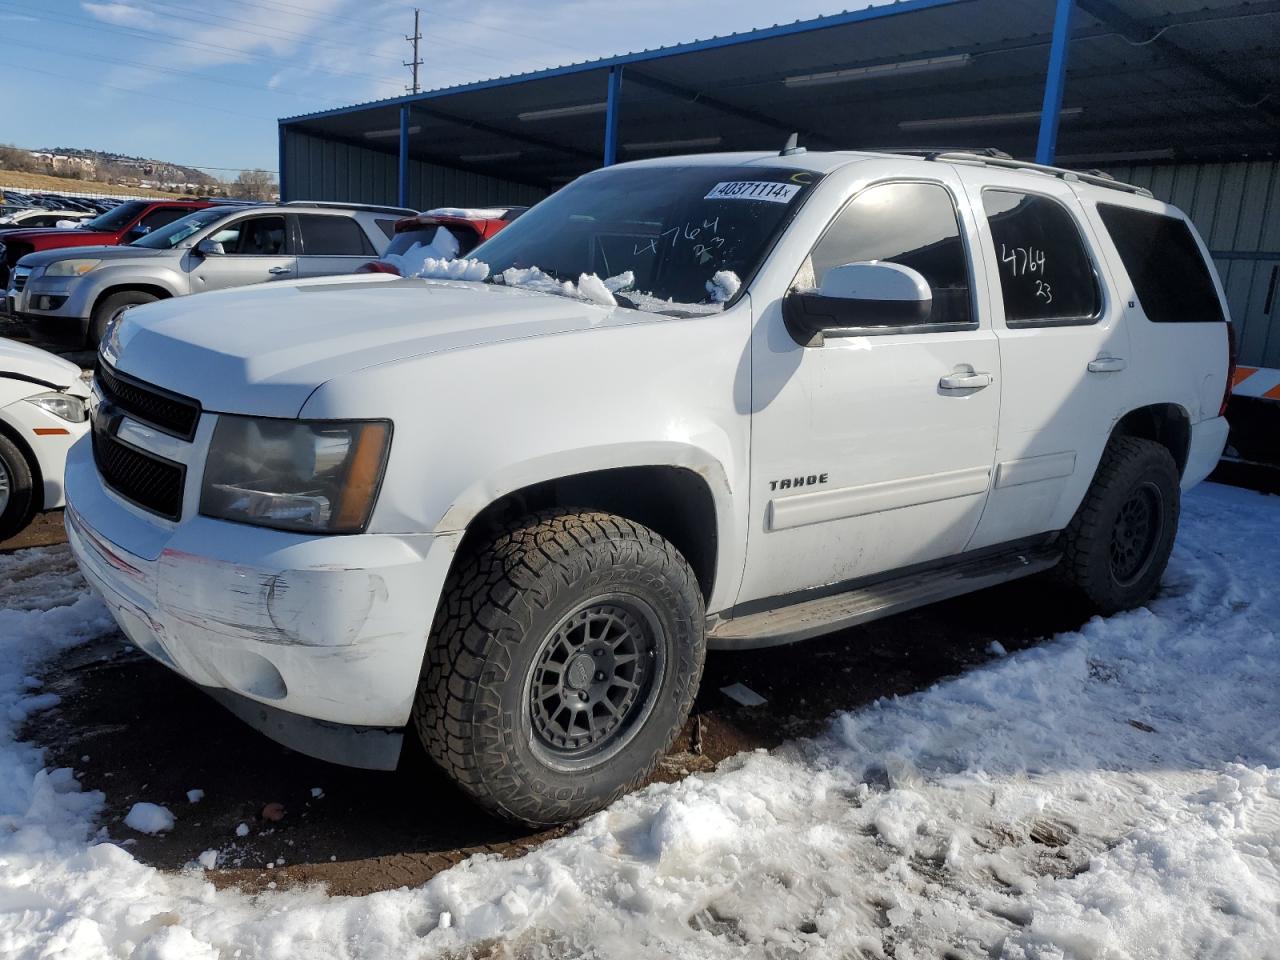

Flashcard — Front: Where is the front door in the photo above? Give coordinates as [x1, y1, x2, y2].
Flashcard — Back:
[737, 175, 1001, 606]
[955, 170, 1132, 550]
[188, 214, 296, 292]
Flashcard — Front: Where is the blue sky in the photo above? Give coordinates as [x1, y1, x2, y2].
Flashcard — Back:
[5, 0, 865, 181]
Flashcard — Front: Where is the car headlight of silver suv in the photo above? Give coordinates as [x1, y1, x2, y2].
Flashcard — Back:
[25, 391, 89, 422]
[44, 258, 102, 277]
[199, 416, 392, 534]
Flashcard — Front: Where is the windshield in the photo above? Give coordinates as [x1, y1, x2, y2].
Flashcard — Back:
[131, 207, 230, 249]
[82, 200, 148, 232]
[470, 164, 820, 314]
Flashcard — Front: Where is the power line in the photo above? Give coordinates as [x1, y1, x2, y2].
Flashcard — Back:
[11, 62, 275, 121]
[12, 39, 323, 101]
[0, 1, 400, 87]
[405, 8, 424, 94]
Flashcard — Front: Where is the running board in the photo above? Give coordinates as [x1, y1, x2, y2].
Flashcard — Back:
[708, 546, 1061, 649]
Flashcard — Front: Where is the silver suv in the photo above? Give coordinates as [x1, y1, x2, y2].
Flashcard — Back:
[9, 201, 414, 345]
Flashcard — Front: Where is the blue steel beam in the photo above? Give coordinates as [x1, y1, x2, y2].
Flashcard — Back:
[398, 104, 410, 208]
[277, 124, 287, 202]
[1036, 0, 1075, 165]
[603, 66, 622, 166]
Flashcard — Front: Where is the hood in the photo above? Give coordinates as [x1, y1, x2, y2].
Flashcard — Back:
[0, 337, 83, 389]
[105, 275, 661, 418]
[1, 228, 117, 251]
[18, 244, 172, 268]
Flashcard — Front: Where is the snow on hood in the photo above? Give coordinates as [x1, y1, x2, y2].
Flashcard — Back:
[706, 270, 741, 303]
[381, 226, 470, 278]
[497, 265, 635, 307]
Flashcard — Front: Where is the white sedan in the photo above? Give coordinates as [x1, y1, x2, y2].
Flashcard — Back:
[0, 338, 90, 541]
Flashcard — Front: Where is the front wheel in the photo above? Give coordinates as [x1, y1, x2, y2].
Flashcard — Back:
[0, 432, 38, 543]
[414, 509, 706, 826]
[89, 290, 158, 347]
[1058, 437, 1180, 615]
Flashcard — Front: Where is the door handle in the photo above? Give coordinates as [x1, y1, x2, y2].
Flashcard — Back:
[939, 371, 993, 390]
[1087, 357, 1127, 373]
[268, 265, 293, 275]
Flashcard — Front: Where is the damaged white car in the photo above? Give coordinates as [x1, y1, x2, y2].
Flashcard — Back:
[64, 150, 1231, 826]
[0, 338, 90, 541]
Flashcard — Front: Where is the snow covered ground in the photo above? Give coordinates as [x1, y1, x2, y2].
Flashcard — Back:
[2, 483, 1278, 959]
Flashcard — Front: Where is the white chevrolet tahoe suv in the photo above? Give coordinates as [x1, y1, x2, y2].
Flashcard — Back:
[64, 150, 1232, 825]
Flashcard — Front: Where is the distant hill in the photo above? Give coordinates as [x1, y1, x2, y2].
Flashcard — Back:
[35, 147, 220, 189]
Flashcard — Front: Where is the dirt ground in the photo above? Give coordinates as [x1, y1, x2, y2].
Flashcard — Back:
[18, 532, 1097, 898]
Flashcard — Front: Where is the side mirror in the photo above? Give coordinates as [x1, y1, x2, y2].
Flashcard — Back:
[128, 225, 151, 239]
[195, 238, 225, 256]
[783, 261, 932, 345]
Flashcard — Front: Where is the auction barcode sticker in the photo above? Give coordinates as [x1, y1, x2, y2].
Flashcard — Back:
[705, 181, 801, 204]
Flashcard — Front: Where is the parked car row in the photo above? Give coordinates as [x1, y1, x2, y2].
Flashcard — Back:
[2, 202, 521, 345]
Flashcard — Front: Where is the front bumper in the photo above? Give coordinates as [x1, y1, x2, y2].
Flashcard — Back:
[10, 275, 90, 342]
[64, 436, 461, 764]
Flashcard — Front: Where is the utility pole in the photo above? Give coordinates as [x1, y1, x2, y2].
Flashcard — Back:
[404, 8, 423, 95]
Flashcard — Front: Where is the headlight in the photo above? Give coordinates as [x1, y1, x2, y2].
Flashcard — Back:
[199, 416, 392, 534]
[25, 391, 88, 422]
[45, 258, 101, 277]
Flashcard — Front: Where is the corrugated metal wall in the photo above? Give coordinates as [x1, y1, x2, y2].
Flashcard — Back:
[280, 129, 547, 212]
[1104, 161, 1280, 368]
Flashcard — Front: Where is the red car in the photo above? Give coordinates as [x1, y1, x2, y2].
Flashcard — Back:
[359, 206, 527, 275]
[0, 198, 220, 289]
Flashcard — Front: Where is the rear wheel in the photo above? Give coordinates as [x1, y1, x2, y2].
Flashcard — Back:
[89, 290, 158, 347]
[0, 433, 38, 543]
[414, 509, 706, 826]
[1059, 437, 1180, 614]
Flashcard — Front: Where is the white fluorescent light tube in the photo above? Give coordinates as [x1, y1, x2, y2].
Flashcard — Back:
[459, 151, 522, 162]
[623, 136, 723, 151]
[518, 101, 607, 121]
[364, 125, 421, 138]
[784, 54, 970, 88]
[898, 107, 1083, 130]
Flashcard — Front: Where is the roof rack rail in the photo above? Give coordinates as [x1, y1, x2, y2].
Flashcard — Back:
[924, 151, 1153, 197]
[282, 200, 418, 216]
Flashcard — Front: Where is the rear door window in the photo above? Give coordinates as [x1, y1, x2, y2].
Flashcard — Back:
[1095, 204, 1225, 323]
[297, 214, 375, 256]
[982, 190, 1101, 326]
[140, 206, 192, 232]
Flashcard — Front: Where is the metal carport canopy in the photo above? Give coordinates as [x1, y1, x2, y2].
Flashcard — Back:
[279, 0, 1280, 195]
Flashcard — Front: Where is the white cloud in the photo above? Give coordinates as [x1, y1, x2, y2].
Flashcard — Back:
[81, 2, 151, 27]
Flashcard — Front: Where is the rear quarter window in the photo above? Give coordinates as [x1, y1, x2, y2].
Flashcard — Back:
[1096, 203, 1225, 323]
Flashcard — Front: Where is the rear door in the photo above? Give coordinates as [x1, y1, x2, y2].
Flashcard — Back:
[188, 213, 295, 292]
[293, 213, 378, 278]
[956, 168, 1133, 550]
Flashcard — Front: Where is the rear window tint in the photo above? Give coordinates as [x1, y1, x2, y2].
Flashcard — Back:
[1096, 204, 1225, 323]
[297, 214, 375, 256]
[982, 189, 1100, 325]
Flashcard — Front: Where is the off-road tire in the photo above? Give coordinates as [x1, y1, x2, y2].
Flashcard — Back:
[0, 433, 38, 544]
[414, 509, 706, 826]
[90, 290, 158, 347]
[1059, 437, 1180, 614]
